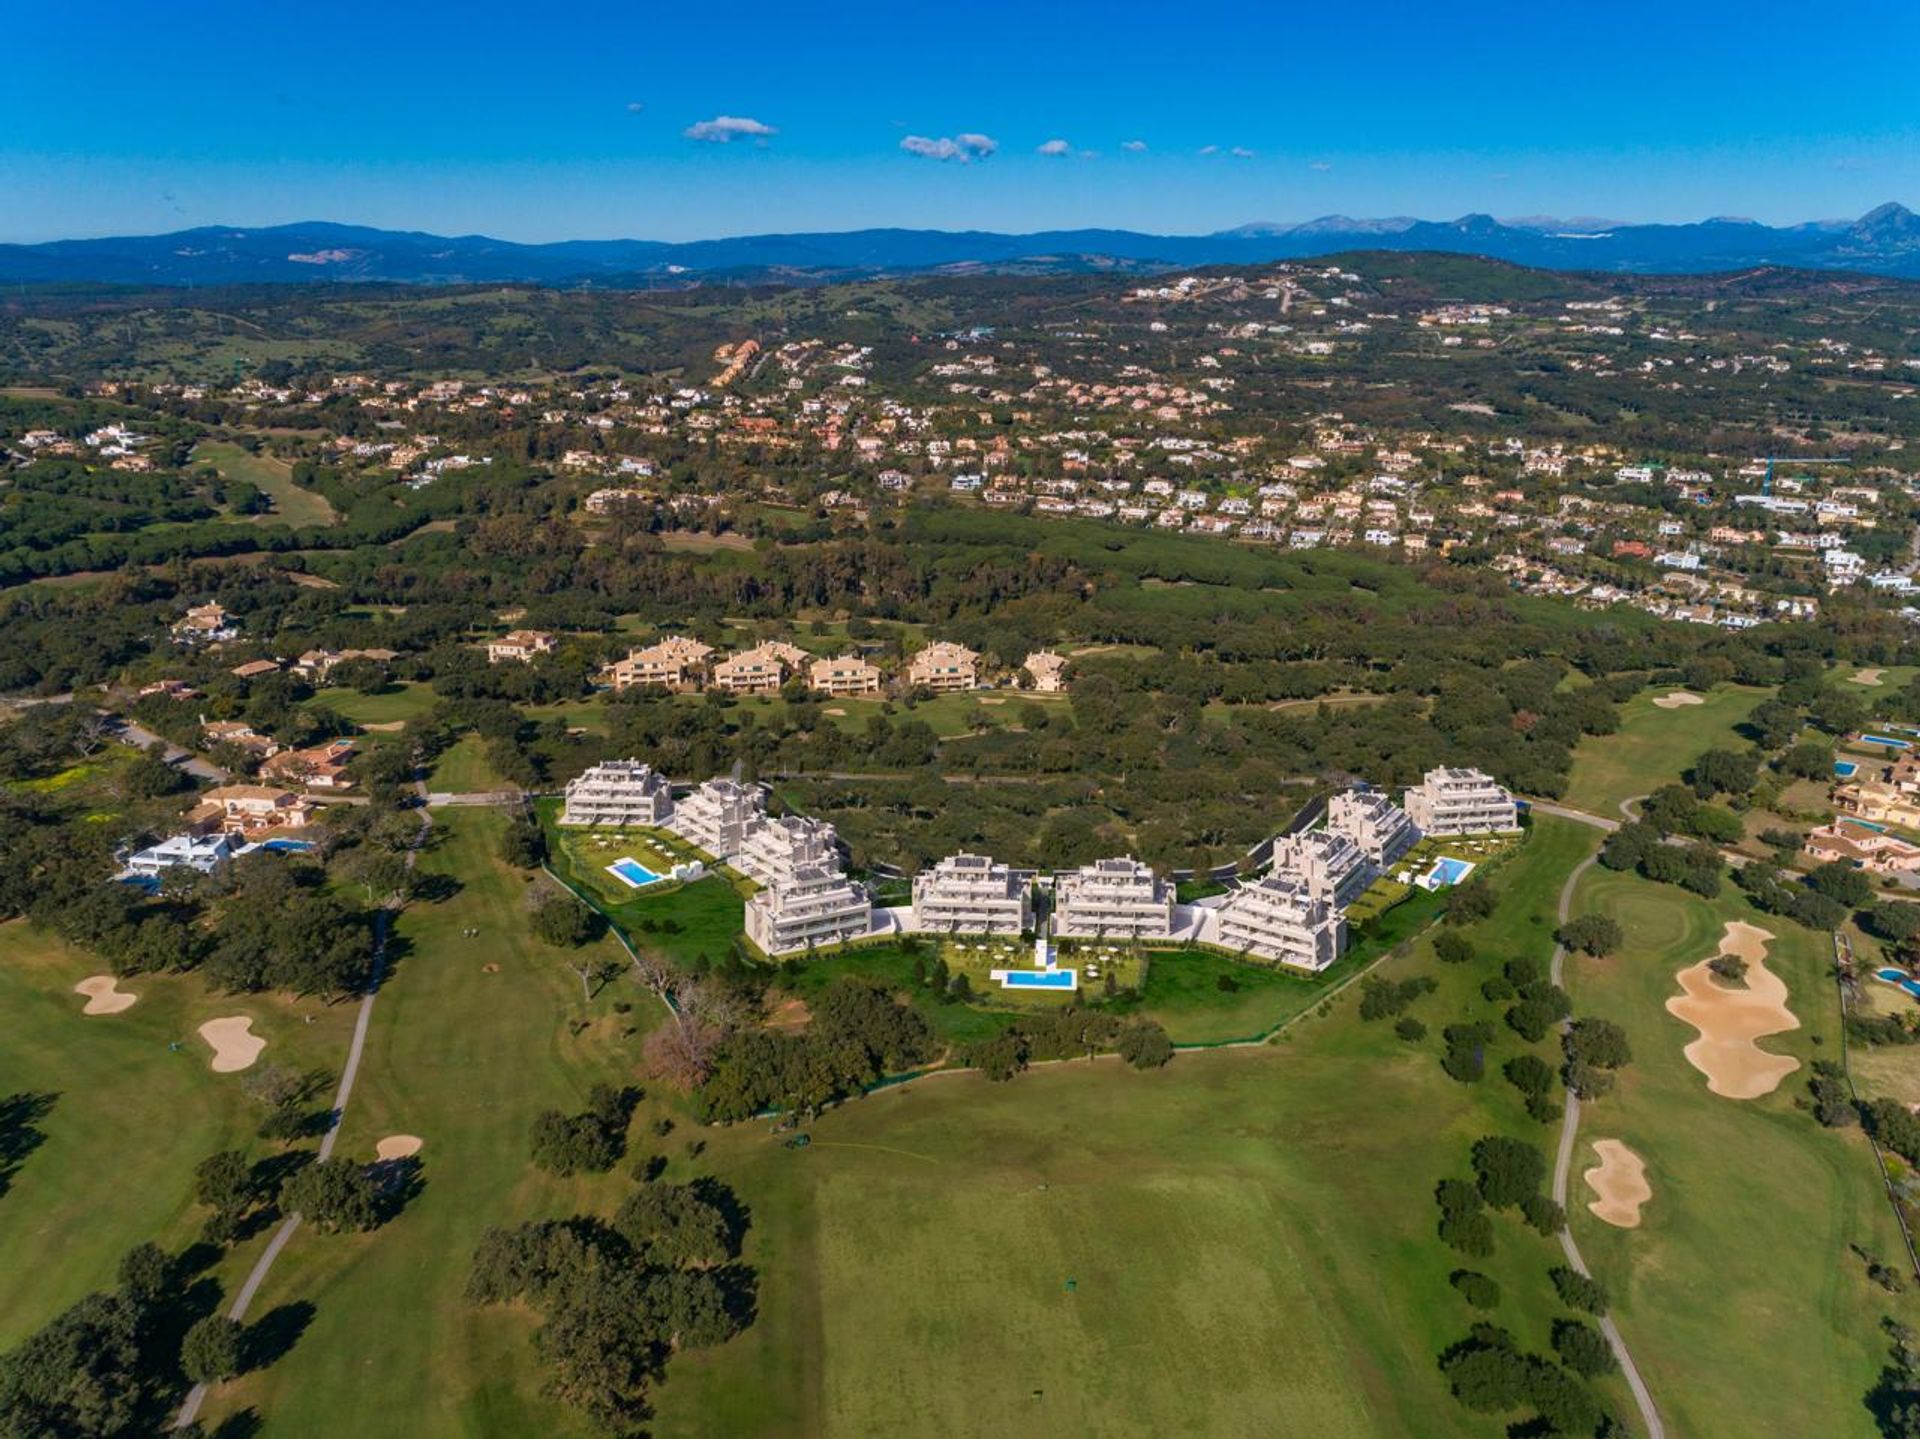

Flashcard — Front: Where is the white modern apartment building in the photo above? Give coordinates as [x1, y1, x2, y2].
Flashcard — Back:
[911, 852, 1033, 935]
[736, 815, 842, 889]
[745, 864, 873, 955]
[559, 760, 675, 827]
[1324, 787, 1421, 869]
[1402, 767, 1521, 836]
[1216, 874, 1347, 972]
[1269, 830, 1376, 910]
[668, 777, 767, 860]
[1051, 856, 1175, 940]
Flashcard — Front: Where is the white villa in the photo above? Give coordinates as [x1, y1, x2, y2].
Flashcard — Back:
[125, 831, 238, 880]
[907, 640, 981, 693]
[1051, 856, 1174, 940]
[713, 640, 810, 695]
[1023, 649, 1070, 693]
[911, 852, 1033, 935]
[810, 654, 884, 697]
[560, 760, 675, 827]
[736, 815, 842, 889]
[607, 635, 714, 693]
[668, 778, 768, 860]
[1216, 875, 1347, 972]
[745, 864, 874, 955]
[1402, 767, 1521, 836]
[1269, 829, 1376, 910]
[1325, 787, 1421, 868]
[486, 629, 555, 664]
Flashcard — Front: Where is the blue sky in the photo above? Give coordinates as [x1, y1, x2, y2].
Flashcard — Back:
[3, 0, 1916, 242]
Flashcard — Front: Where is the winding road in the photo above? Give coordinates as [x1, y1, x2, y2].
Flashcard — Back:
[1540, 800, 1666, 1439]
[173, 786, 432, 1431]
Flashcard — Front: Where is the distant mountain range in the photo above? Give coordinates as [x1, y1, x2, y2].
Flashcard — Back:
[4, 205, 1920, 287]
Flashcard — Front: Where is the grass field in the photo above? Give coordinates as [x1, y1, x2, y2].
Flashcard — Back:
[203, 811, 645, 1437]
[427, 735, 511, 794]
[312, 682, 439, 727]
[1564, 864, 1918, 1437]
[650, 815, 1606, 1437]
[195, 440, 339, 528]
[0, 922, 359, 1351]
[1560, 684, 1767, 816]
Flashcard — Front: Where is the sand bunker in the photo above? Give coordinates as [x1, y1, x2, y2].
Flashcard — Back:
[1665, 921, 1800, 1099]
[1651, 690, 1706, 710]
[375, 1134, 423, 1161]
[73, 975, 137, 1015]
[823, 707, 846, 716]
[198, 1016, 267, 1073]
[1583, 1139, 1652, 1228]
[481, 962, 500, 974]
[1851, 668, 1887, 687]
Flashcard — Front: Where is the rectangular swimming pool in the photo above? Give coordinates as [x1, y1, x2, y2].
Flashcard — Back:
[1001, 969, 1077, 990]
[1835, 760, 1859, 778]
[1862, 735, 1913, 750]
[607, 858, 662, 888]
[1419, 856, 1477, 890]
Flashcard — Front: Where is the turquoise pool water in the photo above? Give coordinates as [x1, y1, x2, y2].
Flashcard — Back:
[608, 858, 661, 887]
[1842, 817, 1888, 833]
[1835, 760, 1859, 778]
[1424, 857, 1476, 887]
[1003, 969, 1076, 990]
[1877, 968, 1920, 1001]
[1862, 735, 1912, 749]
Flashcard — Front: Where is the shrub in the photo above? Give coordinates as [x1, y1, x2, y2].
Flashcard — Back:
[1450, 1270, 1501, 1310]
[1551, 1318, 1618, 1377]
[1394, 1016, 1427, 1042]
[1556, 914, 1623, 958]
[1471, 1135, 1547, 1209]
[180, 1315, 247, 1383]
[1434, 932, 1476, 965]
[1550, 1265, 1608, 1315]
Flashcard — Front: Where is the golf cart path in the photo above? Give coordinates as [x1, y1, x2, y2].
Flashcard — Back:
[174, 784, 432, 1430]
[1545, 802, 1665, 1439]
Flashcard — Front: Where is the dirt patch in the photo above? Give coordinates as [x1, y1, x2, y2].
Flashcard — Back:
[375, 1134, 423, 1161]
[481, 962, 500, 974]
[767, 997, 813, 1031]
[1851, 668, 1887, 687]
[198, 1016, 266, 1073]
[1583, 1139, 1652, 1228]
[1651, 690, 1706, 710]
[361, 720, 406, 732]
[980, 697, 1006, 706]
[1665, 921, 1800, 1099]
[823, 707, 847, 717]
[73, 974, 137, 1015]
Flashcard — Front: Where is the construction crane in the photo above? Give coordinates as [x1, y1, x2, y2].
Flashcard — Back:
[1762, 453, 1852, 496]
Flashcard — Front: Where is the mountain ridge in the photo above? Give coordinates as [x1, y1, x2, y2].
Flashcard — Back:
[1, 205, 1916, 287]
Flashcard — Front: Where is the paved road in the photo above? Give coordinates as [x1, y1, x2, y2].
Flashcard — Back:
[173, 784, 432, 1431]
[112, 716, 229, 782]
[1540, 802, 1665, 1439]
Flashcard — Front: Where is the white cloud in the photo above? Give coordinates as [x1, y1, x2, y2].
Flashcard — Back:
[1036, 138, 1071, 157]
[1121, 139, 1147, 152]
[1198, 144, 1219, 156]
[899, 132, 999, 163]
[625, 101, 646, 114]
[684, 115, 777, 143]
[1230, 146, 1256, 159]
[1308, 160, 1333, 172]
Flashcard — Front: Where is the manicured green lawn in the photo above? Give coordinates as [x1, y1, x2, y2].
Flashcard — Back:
[651, 817, 1605, 1438]
[541, 809, 750, 971]
[0, 922, 358, 1350]
[312, 681, 439, 727]
[427, 734, 510, 793]
[195, 440, 339, 528]
[203, 811, 648, 1437]
[1564, 864, 1919, 1437]
[1561, 684, 1767, 816]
